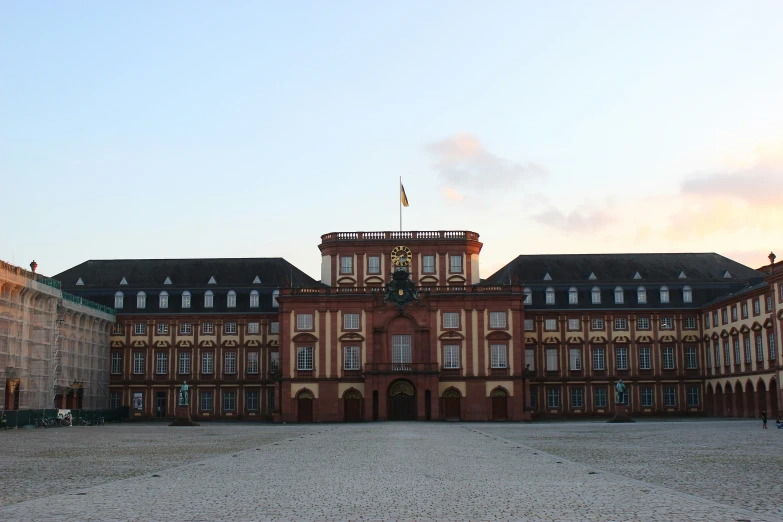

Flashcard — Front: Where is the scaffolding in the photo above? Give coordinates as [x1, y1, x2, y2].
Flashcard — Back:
[0, 260, 114, 410]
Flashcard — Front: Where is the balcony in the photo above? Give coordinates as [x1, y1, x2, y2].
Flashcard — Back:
[321, 231, 480, 243]
[284, 284, 519, 296]
[364, 363, 439, 374]
[441, 368, 461, 378]
[489, 367, 509, 377]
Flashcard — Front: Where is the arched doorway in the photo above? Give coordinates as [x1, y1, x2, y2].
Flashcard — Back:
[705, 385, 714, 416]
[443, 388, 461, 420]
[297, 390, 314, 423]
[491, 387, 508, 420]
[388, 380, 416, 420]
[714, 384, 724, 417]
[769, 378, 779, 417]
[746, 380, 755, 417]
[734, 382, 745, 417]
[758, 379, 768, 417]
[343, 389, 362, 422]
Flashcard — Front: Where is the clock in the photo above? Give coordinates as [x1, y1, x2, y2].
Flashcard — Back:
[390, 245, 412, 267]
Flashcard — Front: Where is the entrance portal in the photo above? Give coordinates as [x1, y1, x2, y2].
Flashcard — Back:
[388, 380, 416, 420]
[156, 392, 167, 418]
[343, 390, 362, 422]
[491, 388, 508, 420]
[297, 390, 314, 423]
[443, 389, 461, 420]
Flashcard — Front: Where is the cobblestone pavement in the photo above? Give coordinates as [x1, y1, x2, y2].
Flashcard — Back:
[478, 419, 783, 519]
[0, 421, 778, 521]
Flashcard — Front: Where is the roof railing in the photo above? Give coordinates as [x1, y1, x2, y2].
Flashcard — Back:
[1, 260, 62, 290]
[61, 291, 116, 316]
[320, 231, 480, 243]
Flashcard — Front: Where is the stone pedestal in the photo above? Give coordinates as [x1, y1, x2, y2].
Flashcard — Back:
[607, 404, 635, 423]
[169, 405, 199, 427]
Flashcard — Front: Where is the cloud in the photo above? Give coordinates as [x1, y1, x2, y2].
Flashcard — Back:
[442, 186, 465, 202]
[426, 133, 547, 193]
[532, 205, 615, 232]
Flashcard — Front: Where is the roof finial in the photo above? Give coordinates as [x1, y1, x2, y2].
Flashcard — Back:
[30, 260, 37, 273]
[770, 252, 776, 265]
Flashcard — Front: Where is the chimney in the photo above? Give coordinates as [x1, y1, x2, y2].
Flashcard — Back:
[30, 260, 38, 273]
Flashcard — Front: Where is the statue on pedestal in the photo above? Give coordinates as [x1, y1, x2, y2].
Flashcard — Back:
[179, 381, 189, 406]
[615, 380, 627, 405]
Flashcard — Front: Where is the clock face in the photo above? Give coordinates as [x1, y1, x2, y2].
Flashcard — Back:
[391, 245, 413, 267]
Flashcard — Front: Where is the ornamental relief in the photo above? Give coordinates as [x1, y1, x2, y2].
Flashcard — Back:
[389, 381, 415, 397]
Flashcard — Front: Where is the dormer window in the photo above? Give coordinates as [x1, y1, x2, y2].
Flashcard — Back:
[545, 287, 555, 305]
[159, 291, 168, 309]
[614, 287, 624, 304]
[137, 291, 146, 309]
[114, 291, 124, 309]
[568, 287, 578, 305]
[227, 290, 236, 308]
[523, 287, 532, 305]
[204, 290, 214, 308]
[683, 286, 692, 304]
[591, 286, 601, 304]
[660, 286, 669, 304]
[272, 289, 280, 308]
[637, 286, 647, 304]
[182, 291, 191, 309]
[250, 290, 259, 308]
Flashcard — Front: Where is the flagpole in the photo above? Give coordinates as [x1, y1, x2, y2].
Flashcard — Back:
[399, 176, 402, 232]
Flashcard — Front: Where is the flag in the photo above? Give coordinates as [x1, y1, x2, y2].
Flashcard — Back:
[400, 182, 409, 207]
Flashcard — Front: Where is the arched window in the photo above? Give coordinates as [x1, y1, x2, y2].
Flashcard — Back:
[523, 287, 532, 305]
[637, 286, 647, 304]
[591, 286, 601, 304]
[114, 291, 124, 309]
[204, 290, 214, 308]
[227, 290, 236, 308]
[568, 287, 578, 304]
[659, 286, 669, 304]
[136, 291, 146, 309]
[159, 291, 168, 309]
[272, 289, 280, 308]
[182, 290, 191, 309]
[683, 285, 692, 303]
[614, 287, 624, 304]
[545, 287, 555, 305]
[250, 290, 259, 308]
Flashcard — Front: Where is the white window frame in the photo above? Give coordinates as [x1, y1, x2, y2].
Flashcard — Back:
[297, 313, 313, 330]
[591, 318, 604, 330]
[570, 388, 584, 408]
[594, 388, 607, 408]
[687, 387, 699, 407]
[443, 344, 460, 369]
[111, 352, 122, 374]
[524, 319, 534, 331]
[637, 286, 647, 304]
[204, 290, 213, 308]
[202, 322, 214, 335]
[344, 313, 360, 330]
[547, 388, 560, 408]
[734, 339, 741, 365]
[179, 352, 191, 374]
[368, 256, 380, 274]
[246, 391, 259, 410]
[249, 290, 259, 308]
[272, 289, 279, 308]
[159, 291, 168, 309]
[133, 352, 145, 374]
[247, 352, 259, 374]
[660, 286, 669, 303]
[545, 318, 557, 331]
[637, 317, 650, 330]
[683, 286, 692, 303]
[422, 255, 435, 274]
[615, 318, 627, 330]
[660, 317, 673, 330]
[663, 347, 675, 369]
[770, 332, 777, 361]
[227, 290, 236, 308]
[742, 302, 748, 318]
[114, 291, 124, 309]
[591, 286, 601, 304]
[568, 287, 578, 304]
[156, 352, 167, 375]
[224, 352, 236, 374]
[639, 347, 651, 370]
[344, 346, 361, 370]
[489, 311, 507, 329]
[224, 322, 237, 334]
[684, 317, 696, 329]
[745, 337, 752, 363]
[664, 387, 676, 407]
[201, 352, 213, 374]
[200, 391, 213, 411]
[614, 287, 624, 304]
[567, 318, 580, 331]
[392, 335, 412, 364]
[546, 287, 555, 305]
[157, 322, 168, 335]
[490, 344, 507, 369]
[134, 322, 146, 335]
[525, 349, 535, 371]
[641, 388, 653, 407]
[137, 291, 146, 309]
[569, 348, 582, 371]
[223, 391, 236, 411]
[450, 254, 463, 273]
[247, 322, 259, 334]
[179, 322, 192, 335]
[545, 348, 558, 371]
[443, 312, 460, 329]
[341, 256, 353, 274]
[593, 347, 605, 370]
[182, 290, 191, 309]
[757, 335, 764, 362]
[616, 347, 628, 370]
[754, 299, 761, 315]
[297, 346, 314, 370]
[270, 321, 279, 334]
[523, 287, 532, 305]
[686, 346, 697, 369]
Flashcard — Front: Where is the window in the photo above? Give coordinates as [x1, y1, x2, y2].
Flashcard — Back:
[734, 339, 741, 365]
[546, 348, 558, 371]
[684, 317, 696, 329]
[707, 345, 712, 369]
[569, 348, 582, 371]
[490, 344, 507, 368]
[133, 352, 145, 374]
[270, 352, 279, 373]
[525, 349, 535, 371]
[270, 321, 279, 334]
[683, 286, 692, 303]
[249, 290, 259, 308]
[724, 340, 730, 366]
[687, 387, 700, 407]
[341, 256, 353, 274]
[179, 322, 192, 335]
[297, 346, 314, 370]
[247, 352, 259, 374]
[450, 255, 462, 273]
[342, 313, 360, 330]
[157, 323, 168, 335]
[615, 318, 627, 330]
[757, 336, 764, 362]
[223, 392, 235, 411]
[591, 286, 601, 304]
[713, 311, 719, 325]
[546, 287, 555, 305]
[530, 387, 538, 410]
[768, 295, 774, 312]
[714, 342, 720, 370]
[224, 322, 237, 334]
[392, 335, 412, 364]
[722, 309, 728, 324]
[272, 289, 279, 308]
[547, 388, 560, 408]
[422, 255, 435, 273]
[593, 347, 605, 370]
[664, 387, 676, 407]
[545, 318, 557, 331]
[637, 286, 647, 304]
[443, 345, 460, 369]
[568, 318, 580, 331]
[614, 287, 624, 304]
[110, 392, 121, 409]
[133, 392, 143, 411]
[159, 291, 168, 309]
[112, 323, 124, 335]
[179, 352, 191, 374]
[770, 333, 777, 361]
[732, 306, 738, 321]
[247, 322, 259, 334]
[754, 299, 760, 315]
[686, 346, 697, 369]
[637, 317, 650, 330]
[137, 291, 146, 309]
[524, 319, 534, 331]
[571, 388, 584, 408]
[114, 291, 124, 309]
[641, 388, 653, 408]
[246, 391, 259, 410]
[745, 337, 752, 363]
[639, 347, 651, 370]
[202, 322, 214, 335]
[660, 286, 669, 303]
[368, 256, 380, 274]
[111, 352, 122, 374]
[523, 288, 532, 305]
[200, 391, 212, 411]
[225, 352, 236, 374]
[568, 287, 578, 304]
[742, 303, 748, 318]
[204, 290, 213, 308]
[443, 312, 459, 329]
[591, 318, 604, 330]
[201, 352, 213, 374]
[663, 347, 674, 369]
[269, 389, 275, 411]
[297, 314, 313, 330]
[156, 352, 167, 374]
[225, 290, 236, 308]
[616, 347, 628, 370]
[660, 317, 673, 330]
[182, 291, 191, 309]
[594, 388, 607, 408]
[344, 346, 361, 370]
[489, 312, 507, 328]
[705, 314, 711, 329]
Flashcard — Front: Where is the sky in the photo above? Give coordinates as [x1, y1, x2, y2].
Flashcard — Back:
[2, 2, 782, 281]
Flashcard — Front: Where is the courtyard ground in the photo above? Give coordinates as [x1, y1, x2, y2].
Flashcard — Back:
[0, 419, 779, 521]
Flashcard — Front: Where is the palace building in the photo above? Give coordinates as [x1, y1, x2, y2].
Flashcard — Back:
[54, 231, 783, 423]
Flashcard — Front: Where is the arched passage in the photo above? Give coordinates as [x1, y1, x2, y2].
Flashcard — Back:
[388, 380, 416, 421]
[757, 379, 768, 418]
[343, 389, 362, 422]
[714, 384, 724, 417]
[769, 378, 779, 418]
[297, 390, 314, 423]
[442, 388, 461, 421]
[705, 385, 714, 416]
[490, 387, 508, 420]
[745, 380, 756, 417]
[734, 382, 745, 417]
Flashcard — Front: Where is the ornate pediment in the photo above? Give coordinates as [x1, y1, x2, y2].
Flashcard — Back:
[711, 332, 720, 340]
[267, 339, 279, 348]
[419, 275, 439, 285]
[658, 335, 675, 343]
[198, 340, 216, 348]
[110, 340, 125, 348]
[589, 335, 607, 344]
[438, 330, 465, 341]
[364, 276, 385, 286]
[751, 321, 763, 331]
[154, 340, 171, 348]
[566, 336, 584, 344]
[486, 331, 512, 341]
[339, 332, 366, 342]
[720, 329, 729, 338]
[246, 340, 261, 347]
[337, 276, 357, 285]
[729, 327, 739, 336]
[176, 340, 193, 348]
[446, 274, 467, 284]
[525, 336, 538, 344]
[637, 335, 653, 343]
[543, 336, 559, 344]
[683, 335, 699, 342]
[740, 325, 750, 333]
[131, 340, 147, 348]
[292, 332, 318, 343]
[221, 339, 238, 348]
[614, 335, 630, 343]
[763, 318, 774, 329]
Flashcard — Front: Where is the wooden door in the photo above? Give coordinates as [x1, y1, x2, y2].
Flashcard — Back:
[298, 398, 313, 423]
[344, 398, 361, 422]
[388, 381, 416, 420]
[491, 390, 508, 420]
[444, 397, 460, 420]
